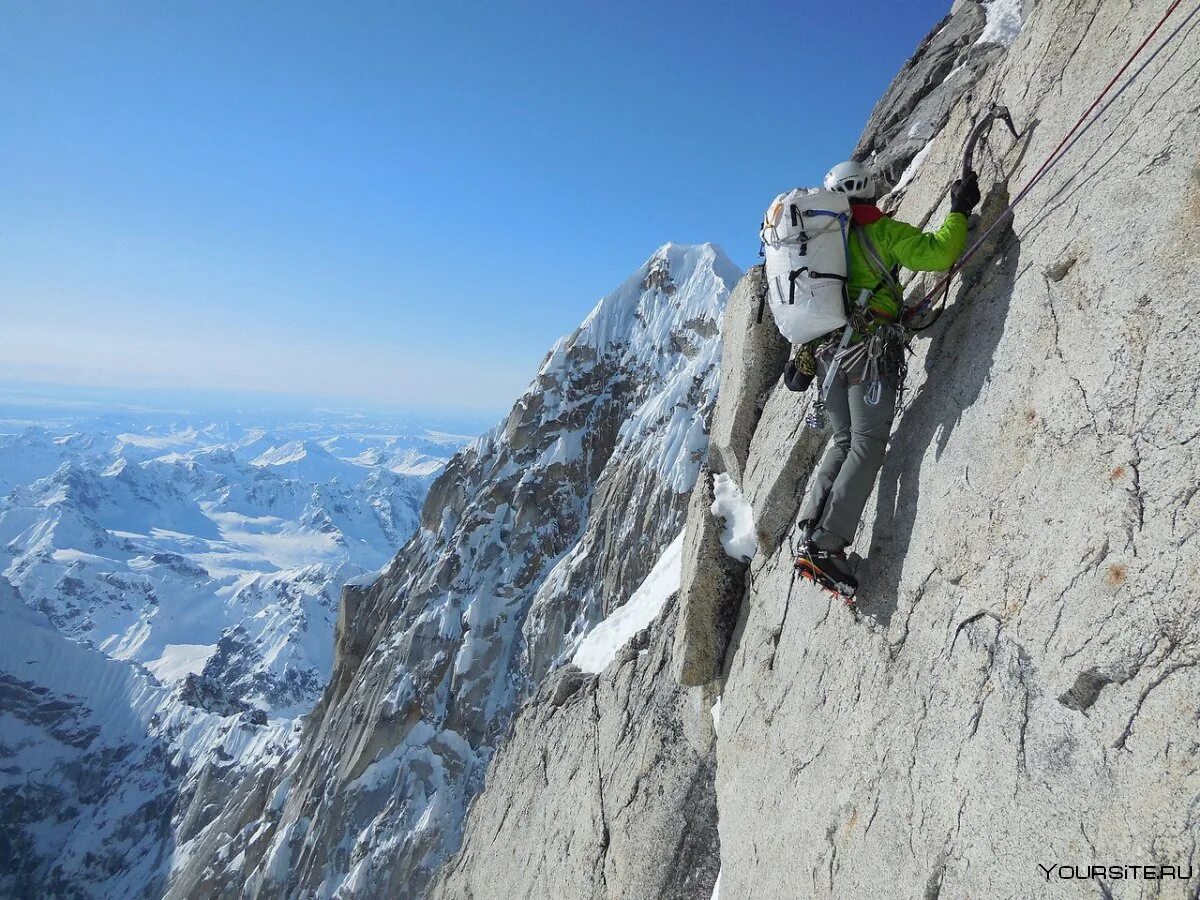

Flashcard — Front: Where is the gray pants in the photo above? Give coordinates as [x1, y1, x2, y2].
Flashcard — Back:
[798, 370, 897, 551]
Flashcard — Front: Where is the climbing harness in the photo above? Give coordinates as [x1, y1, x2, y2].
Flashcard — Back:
[862, 324, 907, 406]
[805, 287, 873, 429]
[905, 0, 1199, 328]
[854, 226, 908, 405]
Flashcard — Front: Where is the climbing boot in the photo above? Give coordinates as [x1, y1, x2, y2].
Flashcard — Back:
[796, 519, 818, 547]
[795, 546, 858, 602]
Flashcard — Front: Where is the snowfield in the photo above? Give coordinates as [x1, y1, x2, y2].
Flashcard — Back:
[0, 403, 481, 897]
[144, 642, 218, 681]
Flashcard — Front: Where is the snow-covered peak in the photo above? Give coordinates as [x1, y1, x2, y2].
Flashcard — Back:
[250, 439, 367, 486]
[556, 242, 739, 368]
[515, 243, 738, 494]
[251, 439, 335, 468]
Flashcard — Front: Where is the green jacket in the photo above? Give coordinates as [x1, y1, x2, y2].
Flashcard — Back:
[846, 209, 968, 324]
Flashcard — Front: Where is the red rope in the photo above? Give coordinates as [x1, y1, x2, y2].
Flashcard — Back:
[906, 0, 1187, 323]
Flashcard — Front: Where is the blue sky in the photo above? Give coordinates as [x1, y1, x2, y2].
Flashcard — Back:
[1, 1, 951, 414]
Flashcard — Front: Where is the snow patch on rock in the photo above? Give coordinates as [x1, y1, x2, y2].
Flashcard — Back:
[977, 0, 1023, 46]
[889, 140, 933, 195]
[573, 531, 684, 673]
[711, 473, 757, 562]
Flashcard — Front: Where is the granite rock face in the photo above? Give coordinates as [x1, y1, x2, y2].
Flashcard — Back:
[707, 1, 1200, 897]
[671, 467, 746, 687]
[705, 264, 790, 484]
[672, 264, 788, 687]
[431, 601, 719, 900]
[854, 0, 996, 189]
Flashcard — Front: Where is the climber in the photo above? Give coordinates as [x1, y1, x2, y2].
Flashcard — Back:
[792, 159, 980, 599]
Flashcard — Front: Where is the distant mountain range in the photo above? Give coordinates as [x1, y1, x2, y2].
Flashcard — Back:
[0, 417, 474, 713]
[0, 412, 477, 895]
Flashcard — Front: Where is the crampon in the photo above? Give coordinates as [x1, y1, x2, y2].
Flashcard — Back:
[794, 550, 857, 605]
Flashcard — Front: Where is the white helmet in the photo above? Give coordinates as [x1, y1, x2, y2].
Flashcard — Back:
[823, 160, 875, 199]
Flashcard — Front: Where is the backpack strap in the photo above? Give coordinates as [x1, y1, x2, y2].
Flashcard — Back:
[854, 224, 904, 308]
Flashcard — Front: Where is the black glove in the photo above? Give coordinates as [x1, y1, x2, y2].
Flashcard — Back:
[950, 170, 981, 216]
[783, 359, 814, 392]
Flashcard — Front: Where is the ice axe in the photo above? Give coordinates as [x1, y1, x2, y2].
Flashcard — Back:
[961, 102, 1020, 180]
[905, 103, 1021, 332]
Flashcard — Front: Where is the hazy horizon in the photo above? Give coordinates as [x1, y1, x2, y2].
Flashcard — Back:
[0, 377, 500, 431]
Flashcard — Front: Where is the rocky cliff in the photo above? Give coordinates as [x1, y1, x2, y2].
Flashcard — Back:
[693, 0, 1200, 897]
[438, 1, 1200, 898]
[164, 243, 740, 898]
[432, 601, 719, 900]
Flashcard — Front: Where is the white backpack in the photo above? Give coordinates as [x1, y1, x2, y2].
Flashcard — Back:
[760, 188, 851, 344]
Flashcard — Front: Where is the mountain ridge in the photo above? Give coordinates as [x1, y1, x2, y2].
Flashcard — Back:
[163, 242, 740, 898]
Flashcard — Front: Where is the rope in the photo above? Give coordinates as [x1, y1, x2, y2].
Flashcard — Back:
[905, 0, 1197, 326]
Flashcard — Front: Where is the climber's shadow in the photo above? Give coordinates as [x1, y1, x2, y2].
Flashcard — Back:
[853, 188, 1023, 626]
